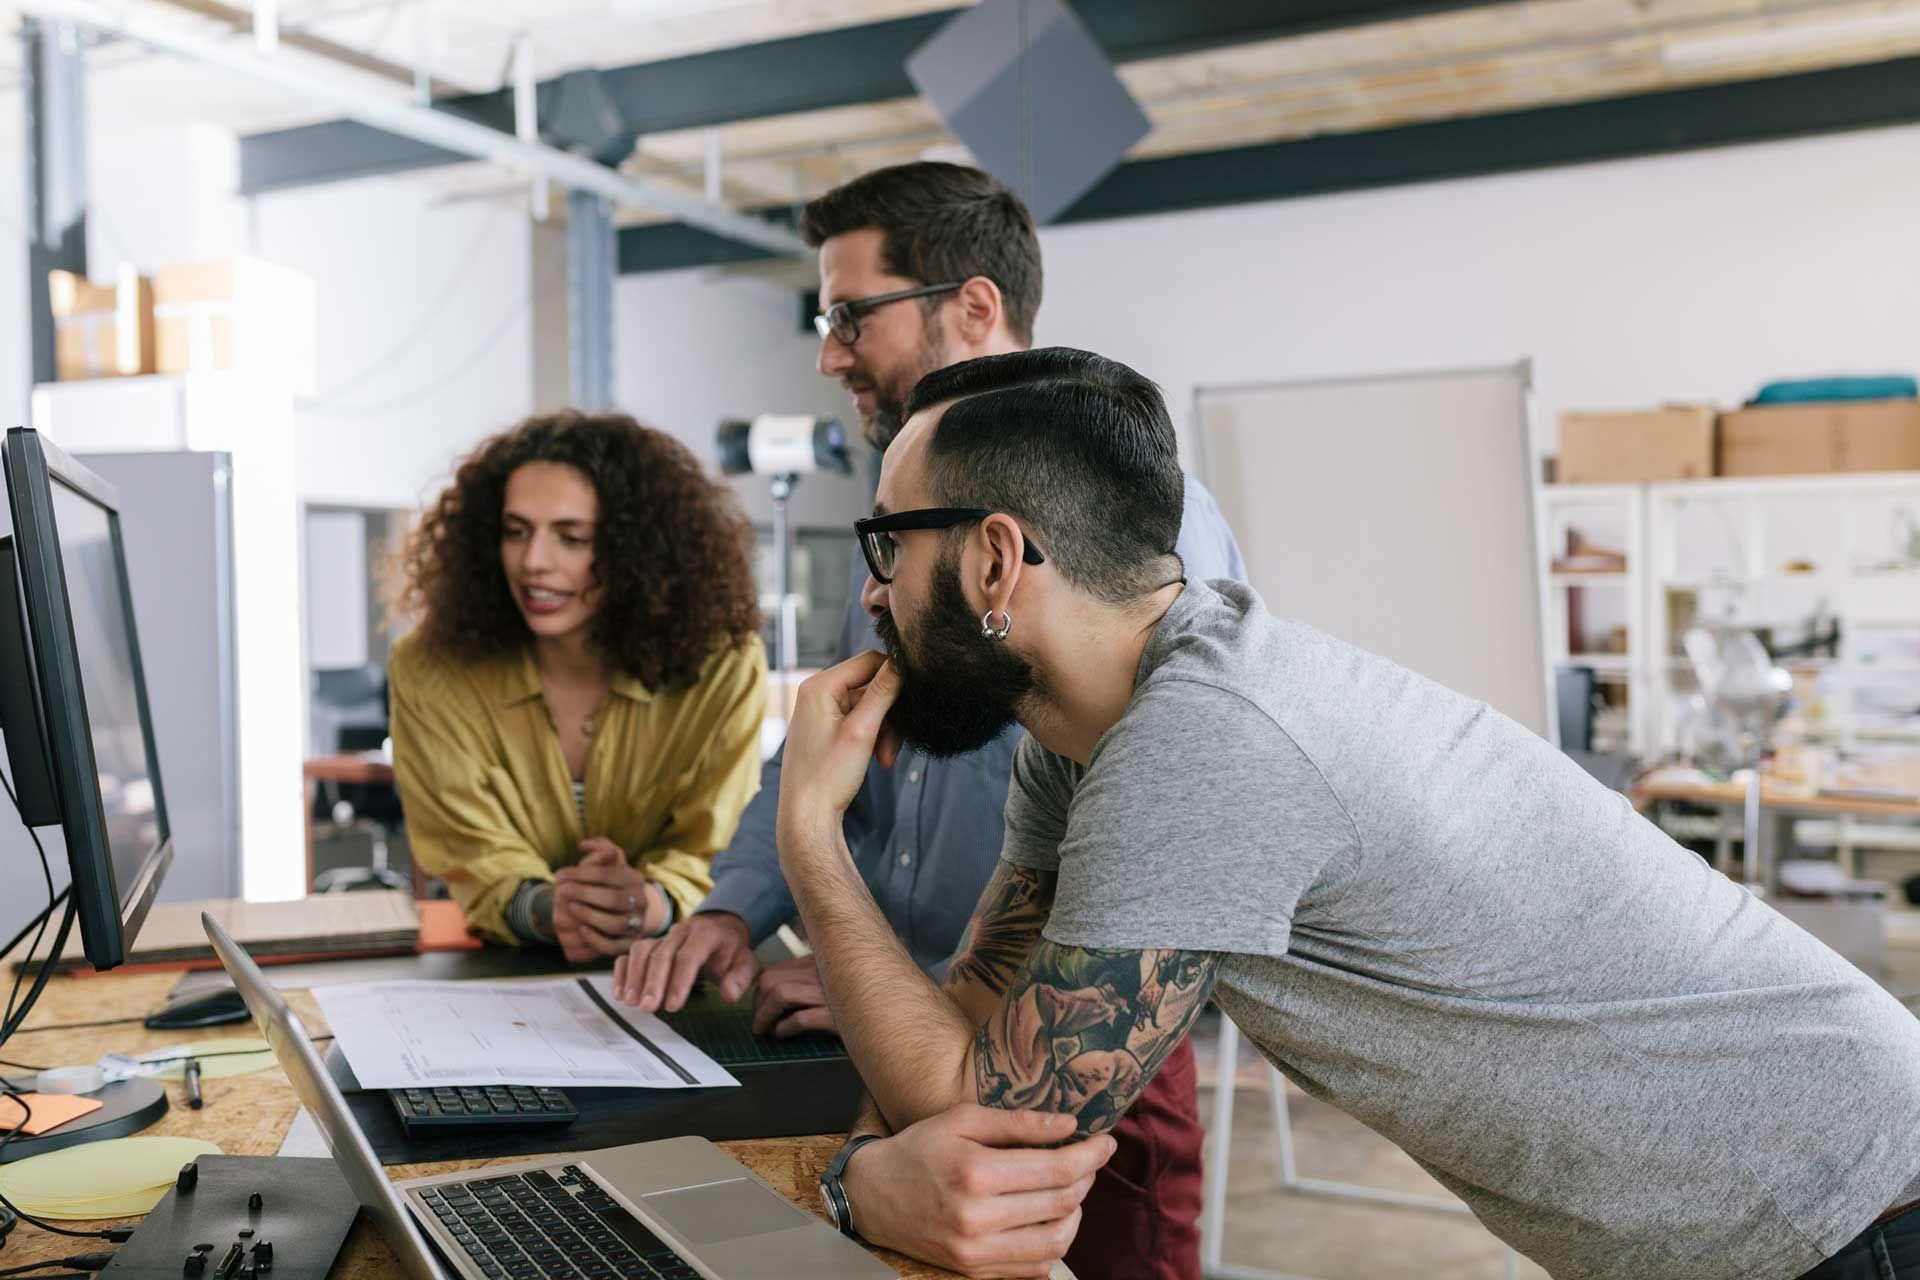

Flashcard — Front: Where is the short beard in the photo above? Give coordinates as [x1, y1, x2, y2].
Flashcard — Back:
[872, 548, 1035, 758]
[862, 311, 949, 453]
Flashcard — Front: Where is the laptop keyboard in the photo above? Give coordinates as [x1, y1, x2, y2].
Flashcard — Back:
[418, 1165, 698, 1280]
[660, 987, 847, 1067]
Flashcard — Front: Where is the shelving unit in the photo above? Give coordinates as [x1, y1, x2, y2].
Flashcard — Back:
[1646, 472, 1920, 757]
[1535, 484, 1645, 753]
[1537, 472, 1920, 760]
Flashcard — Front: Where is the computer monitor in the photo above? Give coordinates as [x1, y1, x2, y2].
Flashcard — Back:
[0, 427, 171, 970]
[1555, 665, 1596, 755]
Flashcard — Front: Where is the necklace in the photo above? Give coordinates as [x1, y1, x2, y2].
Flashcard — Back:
[582, 712, 596, 739]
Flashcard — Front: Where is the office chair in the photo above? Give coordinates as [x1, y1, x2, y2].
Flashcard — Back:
[311, 665, 410, 893]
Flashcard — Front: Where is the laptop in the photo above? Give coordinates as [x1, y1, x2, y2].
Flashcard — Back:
[202, 913, 895, 1280]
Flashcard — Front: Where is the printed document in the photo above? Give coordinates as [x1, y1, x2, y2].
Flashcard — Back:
[313, 975, 738, 1090]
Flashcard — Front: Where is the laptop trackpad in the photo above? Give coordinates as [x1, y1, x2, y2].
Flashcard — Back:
[643, 1178, 811, 1246]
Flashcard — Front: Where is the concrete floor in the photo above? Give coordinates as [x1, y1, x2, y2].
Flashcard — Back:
[1193, 1013, 1544, 1280]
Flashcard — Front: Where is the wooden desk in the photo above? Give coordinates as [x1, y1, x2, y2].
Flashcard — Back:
[1633, 778, 1920, 822]
[3, 969, 955, 1279]
[1633, 773, 1920, 885]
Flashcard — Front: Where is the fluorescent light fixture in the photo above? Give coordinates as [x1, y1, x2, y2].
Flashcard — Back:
[1664, 7, 1920, 66]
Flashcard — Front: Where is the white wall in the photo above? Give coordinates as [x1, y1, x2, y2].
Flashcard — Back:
[1034, 121, 1920, 467]
[0, 99, 23, 434]
[616, 266, 869, 528]
[251, 181, 537, 510]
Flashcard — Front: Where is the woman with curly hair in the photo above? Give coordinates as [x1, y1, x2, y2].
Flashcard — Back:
[388, 410, 766, 958]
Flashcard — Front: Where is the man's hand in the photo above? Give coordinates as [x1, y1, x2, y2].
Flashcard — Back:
[553, 839, 668, 960]
[839, 1106, 1112, 1280]
[752, 955, 837, 1038]
[612, 912, 756, 1012]
[776, 651, 902, 853]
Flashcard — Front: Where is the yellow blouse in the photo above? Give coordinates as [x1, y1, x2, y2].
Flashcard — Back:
[387, 630, 767, 944]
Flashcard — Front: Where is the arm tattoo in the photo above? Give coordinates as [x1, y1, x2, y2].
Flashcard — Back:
[974, 942, 1218, 1138]
[945, 862, 1055, 998]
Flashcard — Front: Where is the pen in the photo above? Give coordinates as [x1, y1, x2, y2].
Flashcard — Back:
[184, 1057, 203, 1110]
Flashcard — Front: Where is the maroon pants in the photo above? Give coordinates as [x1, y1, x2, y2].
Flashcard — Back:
[1066, 1038, 1204, 1280]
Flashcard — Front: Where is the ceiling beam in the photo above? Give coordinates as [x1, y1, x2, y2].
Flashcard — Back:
[21, 0, 807, 256]
[615, 54, 1920, 274]
[238, 0, 1488, 197]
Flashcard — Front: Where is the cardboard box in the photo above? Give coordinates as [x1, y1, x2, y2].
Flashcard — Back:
[1558, 407, 1716, 484]
[48, 265, 155, 381]
[153, 257, 317, 394]
[1718, 400, 1920, 477]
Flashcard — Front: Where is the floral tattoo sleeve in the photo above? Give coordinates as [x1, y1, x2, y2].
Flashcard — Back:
[945, 861, 1055, 998]
[975, 942, 1219, 1139]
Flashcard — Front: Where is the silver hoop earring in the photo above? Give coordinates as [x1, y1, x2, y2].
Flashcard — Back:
[980, 609, 1012, 641]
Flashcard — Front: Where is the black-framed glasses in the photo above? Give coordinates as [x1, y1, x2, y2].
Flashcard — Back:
[814, 282, 962, 345]
[854, 508, 1046, 584]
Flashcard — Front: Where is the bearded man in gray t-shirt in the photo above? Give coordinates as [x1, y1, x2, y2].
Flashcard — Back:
[759, 345, 1920, 1280]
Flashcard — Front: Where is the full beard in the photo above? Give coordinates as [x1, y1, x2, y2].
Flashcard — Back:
[860, 318, 949, 452]
[872, 551, 1035, 758]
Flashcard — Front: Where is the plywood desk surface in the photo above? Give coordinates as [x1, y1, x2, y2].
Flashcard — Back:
[1633, 778, 1920, 820]
[2, 967, 957, 1279]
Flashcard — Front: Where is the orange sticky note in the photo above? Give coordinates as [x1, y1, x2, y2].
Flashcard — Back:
[0, 1093, 103, 1136]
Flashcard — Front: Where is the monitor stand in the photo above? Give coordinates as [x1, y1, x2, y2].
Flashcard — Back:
[0, 1075, 167, 1162]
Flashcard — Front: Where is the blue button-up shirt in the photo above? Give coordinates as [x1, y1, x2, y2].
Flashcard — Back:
[697, 475, 1246, 974]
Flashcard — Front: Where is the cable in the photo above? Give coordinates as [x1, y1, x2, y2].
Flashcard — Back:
[0, 1018, 140, 1035]
[0, 1253, 114, 1275]
[0, 890, 66, 977]
[0, 769, 58, 1035]
[0, 905, 73, 1051]
[0, 1080, 119, 1244]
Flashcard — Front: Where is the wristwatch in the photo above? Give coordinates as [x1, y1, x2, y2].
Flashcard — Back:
[819, 1134, 883, 1240]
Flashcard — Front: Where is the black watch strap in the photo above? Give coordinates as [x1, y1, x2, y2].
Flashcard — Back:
[821, 1134, 884, 1240]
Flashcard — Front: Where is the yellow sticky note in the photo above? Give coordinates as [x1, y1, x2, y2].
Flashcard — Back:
[0, 1093, 103, 1135]
[0, 1135, 221, 1218]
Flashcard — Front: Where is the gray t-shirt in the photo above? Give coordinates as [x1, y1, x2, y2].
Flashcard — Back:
[1002, 578, 1920, 1280]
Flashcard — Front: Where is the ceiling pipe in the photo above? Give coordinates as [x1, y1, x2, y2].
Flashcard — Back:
[252, 0, 276, 55]
[19, 0, 808, 258]
[511, 34, 548, 223]
[146, 0, 475, 98]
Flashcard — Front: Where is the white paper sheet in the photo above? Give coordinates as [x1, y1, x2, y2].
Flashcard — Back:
[313, 975, 738, 1090]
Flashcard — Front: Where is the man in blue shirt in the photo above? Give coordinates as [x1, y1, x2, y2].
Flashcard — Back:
[619, 163, 1243, 1279]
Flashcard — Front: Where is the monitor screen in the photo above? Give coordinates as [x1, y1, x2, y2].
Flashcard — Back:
[2, 427, 170, 969]
[49, 478, 162, 913]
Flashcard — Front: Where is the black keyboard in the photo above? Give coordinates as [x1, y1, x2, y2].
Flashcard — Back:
[660, 987, 847, 1067]
[417, 1166, 697, 1280]
[390, 1085, 578, 1134]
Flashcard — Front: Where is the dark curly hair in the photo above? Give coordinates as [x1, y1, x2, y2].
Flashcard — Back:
[394, 410, 762, 691]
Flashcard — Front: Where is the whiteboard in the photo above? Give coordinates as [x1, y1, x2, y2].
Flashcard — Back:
[1194, 363, 1548, 735]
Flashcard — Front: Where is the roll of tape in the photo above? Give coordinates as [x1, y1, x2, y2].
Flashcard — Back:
[36, 1064, 105, 1095]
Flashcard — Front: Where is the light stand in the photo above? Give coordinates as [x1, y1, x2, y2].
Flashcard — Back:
[768, 471, 800, 675]
[715, 415, 852, 677]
